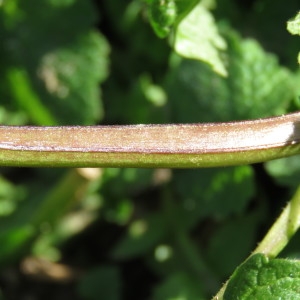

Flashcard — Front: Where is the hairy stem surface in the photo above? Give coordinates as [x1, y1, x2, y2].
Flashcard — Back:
[0, 112, 300, 167]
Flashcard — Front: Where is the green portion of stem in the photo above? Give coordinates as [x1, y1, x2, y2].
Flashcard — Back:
[0, 146, 299, 168]
[253, 185, 300, 257]
[0, 112, 300, 168]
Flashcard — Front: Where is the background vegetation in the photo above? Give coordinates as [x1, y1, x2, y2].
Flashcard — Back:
[0, 0, 299, 299]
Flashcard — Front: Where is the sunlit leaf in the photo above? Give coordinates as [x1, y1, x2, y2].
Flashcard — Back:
[287, 12, 300, 36]
[224, 254, 300, 300]
[167, 30, 295, 123]
[174, 3, 227, 76]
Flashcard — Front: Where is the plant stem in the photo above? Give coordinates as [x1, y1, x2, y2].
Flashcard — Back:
[253, 185, 300, 257]
[0, 112, 300, 167]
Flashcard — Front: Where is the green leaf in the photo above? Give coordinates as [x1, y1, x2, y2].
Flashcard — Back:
[148, 0, 227, 75]
[37, 30, 110, 124]
[224, 254, 300, 299]
[287, 12, 300, 36]
[1, 0, 110, 125]
[148, 0, 177, 38]
[167, 30, 295, 123]
[78, 266, 121, 300]
[152, 272, 205, 300]
[174, 2, 227, 76]
[147, 0, 199, 38]
[287, 11, 300, 64]
[172, 166, 255, 228]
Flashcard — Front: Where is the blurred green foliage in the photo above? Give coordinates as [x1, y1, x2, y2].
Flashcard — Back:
[0, 0, 299, 299]
[0, 0, 109, 125]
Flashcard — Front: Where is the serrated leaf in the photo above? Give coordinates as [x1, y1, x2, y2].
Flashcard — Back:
[224, 253, 300, 300]
[174, 3, 227, 76]
[167, 30, 295, 123]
